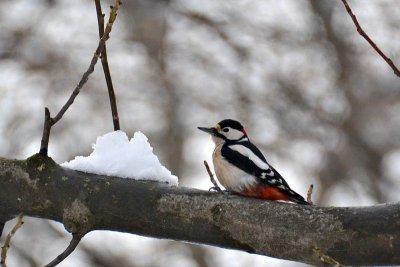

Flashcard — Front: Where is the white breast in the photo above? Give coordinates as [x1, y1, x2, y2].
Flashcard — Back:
[212, 144, 257, 191]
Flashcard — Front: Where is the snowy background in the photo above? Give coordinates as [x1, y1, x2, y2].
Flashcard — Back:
[1, 0, 400, 266]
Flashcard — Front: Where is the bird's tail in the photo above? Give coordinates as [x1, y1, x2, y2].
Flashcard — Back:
[288, 190, 311, 205]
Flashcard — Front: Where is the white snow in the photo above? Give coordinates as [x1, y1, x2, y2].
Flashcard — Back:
[61, 131, 178, 186]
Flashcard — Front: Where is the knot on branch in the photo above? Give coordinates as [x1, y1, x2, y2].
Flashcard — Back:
[211, 204, 225, 223]
[63, 199, 93, 235]
[27, 153, 57, 169]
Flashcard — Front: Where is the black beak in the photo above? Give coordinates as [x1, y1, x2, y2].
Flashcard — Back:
[198, 126, 217, 136]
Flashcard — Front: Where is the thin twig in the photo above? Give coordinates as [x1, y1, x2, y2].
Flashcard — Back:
[312, 246, 345, 267]
[340, 0, 400, 77]
[39, 0, 122, 156]
[95, 0, 121, 131]
[306, 184, 314, 204]
[43, 234, 83, 267]
[39, 107, 51, 155]
[1, 213, 24, 267]
[52, 1, 120, 124]
[203, 160, 221, 192]
[0, 223, 4, 239]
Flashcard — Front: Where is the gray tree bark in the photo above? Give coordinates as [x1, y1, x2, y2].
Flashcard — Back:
[0, 154, 399, 266]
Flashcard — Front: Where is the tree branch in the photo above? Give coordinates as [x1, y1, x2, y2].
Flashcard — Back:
[43, 234, 83, 267]
[312, 246, 345, 267]
[51, 1, 120, 126]
[0, 223, 4, 239]
[0, 155, 399, 266]
[39, 0, 121, 156]
[95, 0, 120, 131]
[1, 213, 24, 267]
[39, 107, 52, 156]
[340, 0, 400, 77]
[306, 184, 313, 204]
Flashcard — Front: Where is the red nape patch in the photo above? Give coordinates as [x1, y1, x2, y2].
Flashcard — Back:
[242, 128, 248, 136]
[240, 185, 289, 201]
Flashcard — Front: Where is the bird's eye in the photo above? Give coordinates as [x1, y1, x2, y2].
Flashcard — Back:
[222, 128, 229, 132]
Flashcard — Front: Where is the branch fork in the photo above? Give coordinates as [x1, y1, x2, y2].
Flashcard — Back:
[39, 0, 121, 157]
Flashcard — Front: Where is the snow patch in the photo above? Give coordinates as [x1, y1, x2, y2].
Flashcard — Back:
[61, 131, 178, 186]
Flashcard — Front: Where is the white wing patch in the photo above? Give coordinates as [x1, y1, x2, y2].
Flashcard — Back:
[229, 144, 270, 170]
[266, 168, 274, 176]
[261, 169, 274, 179]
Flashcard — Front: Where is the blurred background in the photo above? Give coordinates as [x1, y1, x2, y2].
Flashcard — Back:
[0, 0, 399, 266]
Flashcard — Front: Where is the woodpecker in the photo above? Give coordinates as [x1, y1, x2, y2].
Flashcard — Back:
[198, 119, 310, 205]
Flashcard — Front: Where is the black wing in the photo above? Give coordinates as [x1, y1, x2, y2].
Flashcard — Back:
[221, 141, 309, 205]
[221, 141, 288, 188]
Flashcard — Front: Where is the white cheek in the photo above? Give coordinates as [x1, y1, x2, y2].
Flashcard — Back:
[226, 129, 243, 140]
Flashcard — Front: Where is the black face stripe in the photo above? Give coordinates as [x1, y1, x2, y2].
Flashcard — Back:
[198, 126, 227, 140]
[215, 131, 227, 140]
[218, 119, 244, 132]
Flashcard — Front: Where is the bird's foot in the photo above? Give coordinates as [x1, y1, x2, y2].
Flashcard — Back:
[209, 186, 222, 193]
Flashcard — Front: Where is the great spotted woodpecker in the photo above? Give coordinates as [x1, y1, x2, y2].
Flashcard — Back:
[198, 119, 310, 205]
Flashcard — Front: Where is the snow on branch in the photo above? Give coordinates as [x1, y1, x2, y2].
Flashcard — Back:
[62, 131, 178, 186]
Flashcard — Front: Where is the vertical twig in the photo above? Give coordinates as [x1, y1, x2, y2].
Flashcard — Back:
[340, 0, 400, 78]
[95, 0, 121, 131]
[38, 0, 122, 156]
[306, 184, 314, 204]
[1, 214, 24, 267]
[39, 107, 52, 156]
[0, 223, 4, 239]
[203, 160, 222, 192]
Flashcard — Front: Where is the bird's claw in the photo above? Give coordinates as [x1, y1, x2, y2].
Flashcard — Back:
[209, 186, 222, 193]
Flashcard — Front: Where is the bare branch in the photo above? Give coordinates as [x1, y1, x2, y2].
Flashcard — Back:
[1, 213, 24, 267]
[1, 155, 400, 266]
[43, 234, 83, 267]
[94, 0, 105, 41]
[95, 0, 121, 131]
[340, 0, 400, 77]
[312, 246, 345, 267]
[39, 0, 122, 156]
[52, 1, 120, 125]
[39, 107, 51, 156]
[0, 223, 3, 239]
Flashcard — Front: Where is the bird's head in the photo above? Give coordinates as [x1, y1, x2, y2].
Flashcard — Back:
[198, 119, 248, 145]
